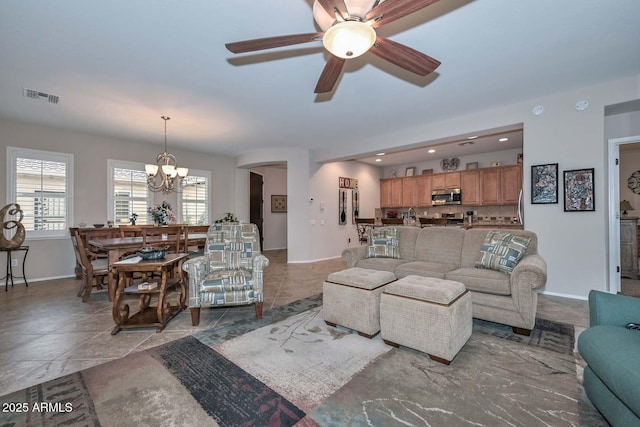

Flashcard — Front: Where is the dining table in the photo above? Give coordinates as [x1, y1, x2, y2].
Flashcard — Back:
[89, 233, 207, 300]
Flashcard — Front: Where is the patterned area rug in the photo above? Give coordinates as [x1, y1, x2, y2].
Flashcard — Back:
[0, 294, 607, 426]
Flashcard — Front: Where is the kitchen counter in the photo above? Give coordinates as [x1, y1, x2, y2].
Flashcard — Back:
[463, 222, 523, 230]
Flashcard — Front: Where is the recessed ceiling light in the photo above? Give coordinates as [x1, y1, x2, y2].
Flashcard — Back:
[428, 149, 436, 153]
[467, 135, 478, 140]
[376, 152, 385, 156]
[375, 158, 382, 162]
[499, 137, 509, 142]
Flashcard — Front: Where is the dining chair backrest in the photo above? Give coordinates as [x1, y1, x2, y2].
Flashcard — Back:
[141, 225, 184, 253]
[119, 225, 145, 238]
[184, 225, 210, 254]
[381, 218, 404, 225]
[419, 217, 448, 227]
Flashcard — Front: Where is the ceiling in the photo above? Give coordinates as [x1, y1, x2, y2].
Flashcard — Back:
[0, 0, 639, 163]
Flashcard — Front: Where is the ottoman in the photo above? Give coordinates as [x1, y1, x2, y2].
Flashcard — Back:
[380, 275, 472, 365]
[323, 267, 396, 338]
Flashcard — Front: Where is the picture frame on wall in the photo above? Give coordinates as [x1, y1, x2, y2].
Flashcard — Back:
[531, 163, 558, 204]
[271, 195, 287, 213]
[405, 167, 416, 177]
[563, 168, 595, 212]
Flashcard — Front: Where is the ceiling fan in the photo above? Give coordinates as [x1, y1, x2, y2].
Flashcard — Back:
[225, 0, 442, 93]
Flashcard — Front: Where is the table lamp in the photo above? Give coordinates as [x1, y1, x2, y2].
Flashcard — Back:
[620, 200, 634, 216]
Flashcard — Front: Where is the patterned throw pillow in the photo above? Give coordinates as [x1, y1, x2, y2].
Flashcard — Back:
[476, 231, 531, 274]
[367, 227, 400, 259]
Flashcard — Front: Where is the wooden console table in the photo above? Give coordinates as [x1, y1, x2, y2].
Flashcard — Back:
[110, 253, 188, 335]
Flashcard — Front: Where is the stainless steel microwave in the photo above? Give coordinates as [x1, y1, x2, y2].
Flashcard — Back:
[432, 188, 462, 205]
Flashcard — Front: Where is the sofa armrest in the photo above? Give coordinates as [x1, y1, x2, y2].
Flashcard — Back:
[342, 246, 368, 268]
[589, 290, 640, 327]
[511, 254, 547, 290]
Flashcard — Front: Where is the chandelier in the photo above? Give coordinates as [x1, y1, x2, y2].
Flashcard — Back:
[145, 116, 189, 193]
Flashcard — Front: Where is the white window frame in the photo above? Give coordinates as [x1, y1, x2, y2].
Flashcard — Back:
[6, 146, 74, 240]
[177, 168, 211, 224]
[107, 159, 152, 225]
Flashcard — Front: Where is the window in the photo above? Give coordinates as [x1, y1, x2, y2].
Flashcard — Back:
[108, 160, 152, 225]
[7, 147, 73, 239]
[178, 171, 210, 225]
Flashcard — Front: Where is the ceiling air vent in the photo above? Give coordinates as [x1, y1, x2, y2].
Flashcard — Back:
[23, 88, 60, 104]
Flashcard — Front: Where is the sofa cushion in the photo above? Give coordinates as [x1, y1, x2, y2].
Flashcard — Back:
[475, 230, 531, 274]
[578, 325, 640, 417]
[356, 257, 405, 273]
[395, 261, 458, 279]
[445, 267, 511, 295]
[461, 229, 538, 268]
[367, 227, 400, 259]
[414, 227, 465, 267]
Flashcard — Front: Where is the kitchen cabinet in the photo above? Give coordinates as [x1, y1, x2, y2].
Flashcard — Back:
[416, 175, 432, 206]
[480, 168, 501, 205]
[431, 172, 460, 190]
[402, 177, 417, 207]
[501, 165, 522, 204]
[620, 217, 638, 278]
[381, 178, 403, 207]
[460, 170, 480, 205]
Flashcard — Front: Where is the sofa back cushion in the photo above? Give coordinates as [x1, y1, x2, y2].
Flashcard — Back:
[396, 226, 421, 262]
[414, 227, 465, 266]
[461, 229, 538, 268]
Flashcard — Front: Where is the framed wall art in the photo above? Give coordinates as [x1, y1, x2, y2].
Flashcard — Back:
[271, 195, 287, 213]
[531, 163, 558, 204]
[405, 167, 416, 177]
[563, 168, 595, 212]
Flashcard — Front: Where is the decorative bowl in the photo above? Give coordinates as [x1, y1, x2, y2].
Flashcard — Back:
[136, 246, 167, 260]
[93, 223, 105, 228]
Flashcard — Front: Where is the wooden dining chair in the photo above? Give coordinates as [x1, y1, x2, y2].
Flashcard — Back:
[381, 218, 404, 225]
[419, 217, 448, 227]
[184, 225, 209, 257]
[355, 218, 375, 245]
[71, 230, 109, 302]
[119, 225, 144, 238]
[141, 225, 184, 253]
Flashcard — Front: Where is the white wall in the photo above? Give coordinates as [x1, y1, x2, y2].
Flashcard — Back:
[252, 166, 287, 250]
[0, 118, 237, 280]
[308, 161, 382, 261]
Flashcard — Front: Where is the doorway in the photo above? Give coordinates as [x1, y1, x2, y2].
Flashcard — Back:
[607, 135, 640, 295]
[250, 172, 264, 250]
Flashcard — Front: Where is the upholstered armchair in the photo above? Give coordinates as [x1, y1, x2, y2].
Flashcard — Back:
[183, 223, 269, 325]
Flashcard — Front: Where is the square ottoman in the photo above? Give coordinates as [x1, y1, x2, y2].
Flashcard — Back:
[380, 275, 472, 364]
[323, 267, 396, 338]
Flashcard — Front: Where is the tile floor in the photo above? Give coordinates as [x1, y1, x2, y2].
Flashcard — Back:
[0, 249, 590, 398]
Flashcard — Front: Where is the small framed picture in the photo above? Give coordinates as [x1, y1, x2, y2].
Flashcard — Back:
[405, 167, 416, 177]
[466, 162, 478, 169]
[271, 195, 287, 213]
[531, 163, 558, 204]
[563, 168, 594, 212]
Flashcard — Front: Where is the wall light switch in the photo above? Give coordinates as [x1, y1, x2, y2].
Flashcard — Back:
[310, 219, 316, 225]
[320, 220, 325, 226]
[320, 201, 325, 210]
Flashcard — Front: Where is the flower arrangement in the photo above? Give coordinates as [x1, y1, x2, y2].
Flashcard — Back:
[214, 212, 238, 223]
[148, 201, 176, 225]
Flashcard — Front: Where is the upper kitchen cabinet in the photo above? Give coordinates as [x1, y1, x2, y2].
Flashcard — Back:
[501, 165, 523, 204]
[460, 170, 480, 205]
[480, 165, 522, 205]
[380, 178, 403, 208]
[432, 172, 460, 190]
[416, 175, 432, 206]
[402, 177, 417, 207]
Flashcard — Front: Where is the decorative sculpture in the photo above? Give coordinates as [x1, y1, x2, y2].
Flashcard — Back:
[0, 203, 26, 249]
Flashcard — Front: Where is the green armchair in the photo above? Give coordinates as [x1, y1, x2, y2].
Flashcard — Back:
[577, 290, 640, 427]
[183, 223, 269, 326]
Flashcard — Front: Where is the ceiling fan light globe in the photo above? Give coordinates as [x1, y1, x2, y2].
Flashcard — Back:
[323, 21, 376, 59]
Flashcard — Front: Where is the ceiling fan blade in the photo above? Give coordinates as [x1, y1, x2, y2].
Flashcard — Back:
[317, 0, 349, 19]
[370, 37, 440, 76]
[366, 0, 440, 28]
[314, 55, 346, 93]
[226, 33, 323, 53]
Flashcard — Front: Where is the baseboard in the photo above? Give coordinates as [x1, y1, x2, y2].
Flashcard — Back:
[539, 290, 588, 301]
[12, 274, 77, 285]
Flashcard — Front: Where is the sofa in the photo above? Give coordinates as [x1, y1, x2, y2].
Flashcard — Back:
[342, 226, 547, 334]
[577, 290, 640, 427]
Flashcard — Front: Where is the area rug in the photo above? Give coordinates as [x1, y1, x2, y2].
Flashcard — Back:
[0, 295, 607, 427]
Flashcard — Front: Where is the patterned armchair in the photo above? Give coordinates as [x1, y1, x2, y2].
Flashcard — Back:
[183, 223, 269, 325]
